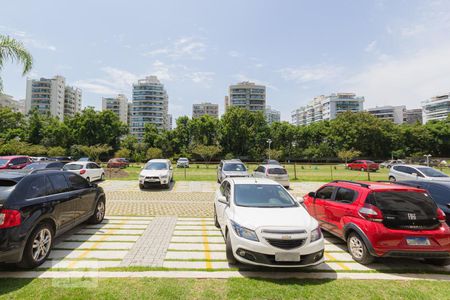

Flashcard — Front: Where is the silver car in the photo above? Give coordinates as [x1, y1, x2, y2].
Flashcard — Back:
[176, 157, 189, 168]
[389, 165, 450, 182]
[217, 160, 249, 183]
[253, 164, 290, 188]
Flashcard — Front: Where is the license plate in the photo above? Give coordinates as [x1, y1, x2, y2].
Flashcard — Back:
[406, 237, 430, 246]
[275, 253, 301, 262]
[146, 179, 159, 182]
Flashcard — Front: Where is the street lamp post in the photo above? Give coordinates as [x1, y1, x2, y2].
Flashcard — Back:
[424, 154, 432, 167]
[267, 139, 272, 160]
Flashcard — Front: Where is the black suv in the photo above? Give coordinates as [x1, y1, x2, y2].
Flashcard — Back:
[0, 170, 106, 268]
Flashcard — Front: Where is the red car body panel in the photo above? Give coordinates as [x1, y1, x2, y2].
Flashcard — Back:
[0, 156, 32, 170]
[347, 160, 379, 171]
[304, 181, 450, 258]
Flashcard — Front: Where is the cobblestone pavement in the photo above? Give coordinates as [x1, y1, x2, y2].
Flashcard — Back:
[100, 180, 323, 217]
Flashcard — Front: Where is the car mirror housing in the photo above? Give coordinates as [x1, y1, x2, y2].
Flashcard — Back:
[218, 195, 228, 205]
[308, 191, 316, 198]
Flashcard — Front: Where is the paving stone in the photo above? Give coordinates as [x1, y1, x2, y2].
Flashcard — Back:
[173, 231, 221, 236]
[168, 243, 225, 251]
[175, 225, 219, 230]
[42, 260, 121, 269]
[171, 236, 224, 243]
[85, 224, 149, 229]
[49, 250, 128, 260]
[55, 242, 135, 250]
[77, 229, 145, 235]
[64, 235, 140, 242]
[165, 251, 226, 260]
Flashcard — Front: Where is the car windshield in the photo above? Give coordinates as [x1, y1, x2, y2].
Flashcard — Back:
[417, 167, 448, 178]
[234, 184, 297, 208]
[24, 163, 46, 170]
[268, 168, 287, 175]
[178, 158, 188, 161]
[63, 164, 83, 170]
[145, 162, 168, 170]
[223, 163, 246, 172]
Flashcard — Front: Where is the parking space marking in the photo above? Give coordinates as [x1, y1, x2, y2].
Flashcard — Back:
[64, 234, 140, 242]
[202, 220, 213, 269]
[77, 229, 145, 235]
[324, 253, 350, 270]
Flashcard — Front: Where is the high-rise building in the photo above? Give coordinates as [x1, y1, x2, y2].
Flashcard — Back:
[0, 94, 23, 113]
[25, 75, 66, 120]
[127, 102, 133, 126]
[130, 76, 169, 140]
[265, 106, 281, 124]
[167, 114, 173, 130]
[64, 86, 82, 117]
[192, 102, 219, 118]
[367, 105, 406, 124]
[422, 93, 450, 123]
[102, 94, 129, 124]
[291, 93, 364, 126]
[404, 108, 423, 124]
[227, 81, 266, 112]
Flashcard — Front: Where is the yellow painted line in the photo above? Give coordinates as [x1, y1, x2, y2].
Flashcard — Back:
[201, 220, 212, 269]
[324, 252, 350, 270]
[67, 220, 126, 268]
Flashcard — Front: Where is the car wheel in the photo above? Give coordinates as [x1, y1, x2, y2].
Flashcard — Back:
[424, 258, 450, 266]
[18, 223, 54, 269]
[214, 206, 220, 228]
[347, 232, 374, 265]
[88, 198, 106, 224]
[225, 230, 237, 265]
[101, 173, 105, 181]
[389, 176, 396, 182]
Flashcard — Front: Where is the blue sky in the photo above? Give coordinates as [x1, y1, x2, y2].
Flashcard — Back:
[1, 0, 450, 121]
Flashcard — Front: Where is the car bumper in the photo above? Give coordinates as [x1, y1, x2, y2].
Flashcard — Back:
[229, 229, 325, 267]
[0, 248, 22, 264]
[139, 178, 169, 185]
[0, 228, 24, 264]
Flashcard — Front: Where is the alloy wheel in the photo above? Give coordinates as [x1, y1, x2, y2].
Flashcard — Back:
[348, 236, 364, 259]
[96, 201, 105, 221]
[32, 228, 52, 262]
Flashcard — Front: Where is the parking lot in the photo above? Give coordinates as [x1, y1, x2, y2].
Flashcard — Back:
[1, 180, 446, 279]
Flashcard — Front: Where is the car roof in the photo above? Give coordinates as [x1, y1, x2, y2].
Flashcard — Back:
[227, 177, 280, 185]
[0, 170, 28, 182]
[259, 164, 285, 168]
[223, 159, 243, 163]
[65, 161, 93, 166]
[326, 180, 425, 192]
[147, 159, 170, 163]
[393, 164, 430, 169]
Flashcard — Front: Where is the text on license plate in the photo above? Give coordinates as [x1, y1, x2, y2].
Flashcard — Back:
[406, 237, 430, 246]
[275, 253, 301, 262]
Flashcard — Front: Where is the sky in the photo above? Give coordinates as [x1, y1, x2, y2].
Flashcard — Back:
[1, 0, 450, 121]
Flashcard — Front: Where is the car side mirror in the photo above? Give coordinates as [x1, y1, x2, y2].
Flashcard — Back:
[218, 195, 228, 205]
[308, 192, 316, 198]
[297, 197, 305, 204]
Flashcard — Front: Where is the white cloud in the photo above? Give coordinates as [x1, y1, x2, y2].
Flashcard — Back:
[144, 36, 206, 60]
[278, 64, 341, 83]
[0, 25, 56, 51]
[75, 67, 139, 95]
[185, 71, 215, 84]
[400, 24, 426, 37]
[228, 50, 242, 58]
[365, 40, 377, 53]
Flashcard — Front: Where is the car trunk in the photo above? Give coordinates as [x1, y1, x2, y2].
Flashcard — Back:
[366, 190, 440, 230]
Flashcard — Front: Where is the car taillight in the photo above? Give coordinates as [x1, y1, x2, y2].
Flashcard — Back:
[80, 169, 86, 175]
[0, 209, 21, 229]
[437, 208, 446, 224]
[359, 204, 383, 222]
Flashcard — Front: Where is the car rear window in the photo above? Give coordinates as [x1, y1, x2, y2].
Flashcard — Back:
[63, 164, 83, 170]
[268, 168, 287, 175]
[223, 163, 246, 171]
[0, 180, 17, 203]
[366, 191, 439, 229]
[416, 167, 448, 178]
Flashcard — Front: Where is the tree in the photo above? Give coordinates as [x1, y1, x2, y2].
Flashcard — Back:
[47, 146, 66, 157]
[146, 147, 163, 160]
[0, 35, 33, 92]
[266, 149, 283, 161]
[190, 115, 219, 146]
[115, 148, 131, 159]
[79, 144, 112, 162]
[142, 124, 159, 147]
[0, 107, 26, 141]
[337, 149, 361, 164]
[192, 144, 222, 167]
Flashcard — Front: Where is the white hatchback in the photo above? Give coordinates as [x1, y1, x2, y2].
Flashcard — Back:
[389, 165, 450, 182]
[63, 161, 105, 182]
[214, 178, 324, 267]
[253, 164, 290, 188]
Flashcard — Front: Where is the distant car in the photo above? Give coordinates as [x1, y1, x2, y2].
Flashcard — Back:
[380, 160, 405, 169]
[139, 159, 173, 189]
[262, 159, 281, 165]
[49, 156, 72, 163]
[303, 180, 450, 265]
[63, 161, 105, 182]
[347, 160, 379, 172]
[214, 177, 324, 267]
[107, 158, 129, 169]
[23, 161, 66, 171]
[253, 164, 290, 188]
[217, 160, 249, 183]
[399, 181, 450, 226]
[31, 157, 49, 162]
[176, 158, 189, 168]
[389, 165, 450, 182]
[0, 170, 106, 268]
[0, 156, 32, 170]
[77, 157, 91, 162]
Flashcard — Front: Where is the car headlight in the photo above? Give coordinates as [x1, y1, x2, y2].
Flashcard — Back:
[160, 175, 168, 179]
[310, 226, 322, 242]
[230, 220, 259, 242]
[139, 175, 145, 179]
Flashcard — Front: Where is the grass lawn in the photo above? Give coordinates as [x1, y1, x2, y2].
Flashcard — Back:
[1, 278, 449, 299]
[107, 163, 450, 182]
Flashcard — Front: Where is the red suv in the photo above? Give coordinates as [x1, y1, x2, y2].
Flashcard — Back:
[347, 160, 379, 172]
[0, 156, 32, 170]
[303, 180, 450, 265]
[106, 158, 129, 168]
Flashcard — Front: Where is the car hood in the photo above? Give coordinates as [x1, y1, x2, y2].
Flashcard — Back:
[230, 206, 316, 231]
[140, 169, 169, 177]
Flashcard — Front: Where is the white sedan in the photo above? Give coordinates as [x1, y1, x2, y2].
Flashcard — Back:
[63, 161, 105, 182]
[214, 177, 324, 267]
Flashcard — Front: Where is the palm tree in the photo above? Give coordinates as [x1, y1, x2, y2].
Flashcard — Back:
[0, 35, 33, 92]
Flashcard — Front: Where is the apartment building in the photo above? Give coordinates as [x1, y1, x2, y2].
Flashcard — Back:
[130, 76, 169, 140]
[64, 86, 82, 117]
[192, 102, 219, 118]
[291, 93, 364, 125]
[404, 108, 423, 124]
[422, 93, 450, 123]
[367, 105, 406, 124]
[102, 94, 129, 124]
[265, 105, 281, 124]
[226, 81, 266, 112]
